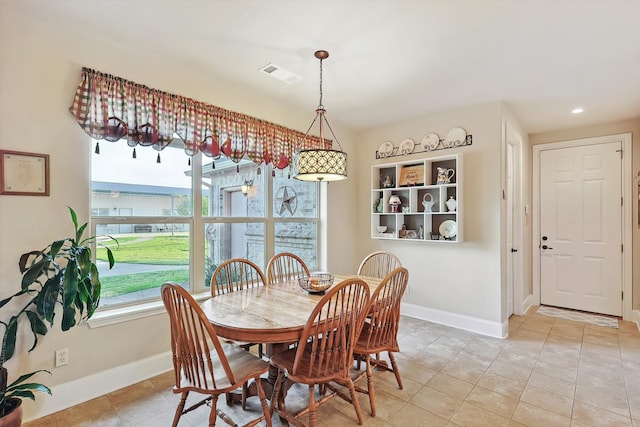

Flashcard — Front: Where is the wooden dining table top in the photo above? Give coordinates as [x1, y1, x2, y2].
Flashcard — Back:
[200, 274, 382, 345]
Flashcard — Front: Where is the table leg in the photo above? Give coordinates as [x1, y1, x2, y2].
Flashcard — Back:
[235, 342, 292, 403]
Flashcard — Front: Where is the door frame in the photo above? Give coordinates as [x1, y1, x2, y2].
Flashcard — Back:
[532, 133, 632, 319]
[505, 122, 524, 316]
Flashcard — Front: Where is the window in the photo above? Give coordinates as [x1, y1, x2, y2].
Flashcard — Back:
[91, 140, 319, 309]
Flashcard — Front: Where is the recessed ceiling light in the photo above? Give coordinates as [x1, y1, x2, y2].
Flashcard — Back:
[258, 63, 302, 84]
[571, 107, 584, 114]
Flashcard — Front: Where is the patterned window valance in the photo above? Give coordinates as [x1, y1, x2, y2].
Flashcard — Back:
[68, 67, 329, 169]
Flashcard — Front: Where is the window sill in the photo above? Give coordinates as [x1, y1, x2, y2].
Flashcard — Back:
[87, 291, 212, 328]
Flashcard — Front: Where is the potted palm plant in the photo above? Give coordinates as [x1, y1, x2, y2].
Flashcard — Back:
[0, 207, 115, 425]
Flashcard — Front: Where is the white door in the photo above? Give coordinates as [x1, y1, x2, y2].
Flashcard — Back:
[539, 142, 622, 316]
[505, 141, 515, 317]
[505, 122, 523, 316]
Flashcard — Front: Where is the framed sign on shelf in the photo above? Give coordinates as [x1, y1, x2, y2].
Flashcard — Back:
[0, 150, 50, 196]
[398, 164, 424, 187]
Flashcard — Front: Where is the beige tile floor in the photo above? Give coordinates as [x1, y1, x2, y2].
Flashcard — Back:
[24, 307, 640, 426]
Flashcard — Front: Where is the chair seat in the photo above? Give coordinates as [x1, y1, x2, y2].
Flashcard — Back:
[271, 343, 350, 384]
[354, 323, 399, 354]
[179, 344, 269, 392]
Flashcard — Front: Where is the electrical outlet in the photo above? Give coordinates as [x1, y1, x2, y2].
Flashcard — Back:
[55, 348, 69, 367]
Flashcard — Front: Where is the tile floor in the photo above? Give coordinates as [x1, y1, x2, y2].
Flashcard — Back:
[24, 307, 640, 426]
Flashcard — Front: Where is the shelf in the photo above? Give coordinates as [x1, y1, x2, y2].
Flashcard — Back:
[371, 153, 462, 242]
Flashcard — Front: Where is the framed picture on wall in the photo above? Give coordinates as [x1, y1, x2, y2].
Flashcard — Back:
[0, 150, 50, 196]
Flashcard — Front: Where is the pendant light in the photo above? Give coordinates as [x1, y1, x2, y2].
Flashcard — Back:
[291, 50, 348, 181]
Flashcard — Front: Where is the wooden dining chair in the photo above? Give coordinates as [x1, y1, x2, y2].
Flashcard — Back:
[210, 258, 267, 406]
[269, 278, 371, 427]
[353, 267, 409, 416]
[356, 250, 402, 279]
[266, 252, 310, 284]
[160, 282, 273, 427]
[210, 258, 266, 296]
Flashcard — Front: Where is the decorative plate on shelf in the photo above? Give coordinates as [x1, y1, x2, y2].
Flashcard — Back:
[444, 127, 467, 147]
[398, 138, 415, 155]
[421, 133, 440, 151]
[377, 141, 394, 158]
[439, 220, 458, 239]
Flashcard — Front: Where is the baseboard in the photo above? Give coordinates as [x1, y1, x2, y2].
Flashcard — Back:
[630, 309, 640, 332]
[22, 351, 173, 422]
[401, 303, 508, 339]
[519, 294, 535, 316]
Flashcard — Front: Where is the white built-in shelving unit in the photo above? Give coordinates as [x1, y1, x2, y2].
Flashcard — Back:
[371, 153, 462, 242]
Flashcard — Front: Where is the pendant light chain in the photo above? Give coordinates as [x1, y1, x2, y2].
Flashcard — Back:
[318, 56, 324, 110]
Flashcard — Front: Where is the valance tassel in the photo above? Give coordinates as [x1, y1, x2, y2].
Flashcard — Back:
[94, 142, 100, 154]
[187, 158, 191, 166]
[132, 148, 137, 159]
[272, 169, 276, 177]
[156, 153, 161, 164]
[236, 164, 240, 173]
[212, 161, 215, 170]
[257, 167, 261, 175]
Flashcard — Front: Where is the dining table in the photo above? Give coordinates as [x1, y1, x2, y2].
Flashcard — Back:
[199, 273, 383, 400]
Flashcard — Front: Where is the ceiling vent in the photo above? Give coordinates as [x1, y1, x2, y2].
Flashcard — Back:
[259, 63, 302, 84]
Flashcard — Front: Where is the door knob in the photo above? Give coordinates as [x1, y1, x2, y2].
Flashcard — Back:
[511, 248, 518, 253]
[542, 245, 553, 250]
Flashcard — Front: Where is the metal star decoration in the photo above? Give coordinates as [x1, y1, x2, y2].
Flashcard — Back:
[275, 186, 297, 216]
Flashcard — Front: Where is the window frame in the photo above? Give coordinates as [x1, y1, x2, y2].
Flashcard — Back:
[88, 149, 320, 327]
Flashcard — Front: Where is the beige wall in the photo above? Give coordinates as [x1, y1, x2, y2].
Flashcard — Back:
[355, 103, 505, 323]
[0, 6, 358, 419]
[530, 118, 640, 313]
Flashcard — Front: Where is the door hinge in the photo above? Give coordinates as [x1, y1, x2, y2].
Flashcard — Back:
[621, 243, 623, 252]
[616, 148, 623, 158]
[622, 291, 624, 300]
[621, 197, 624, 207]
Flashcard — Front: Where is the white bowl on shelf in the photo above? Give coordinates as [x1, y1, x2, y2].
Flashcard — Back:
[376, 226, 387, 233]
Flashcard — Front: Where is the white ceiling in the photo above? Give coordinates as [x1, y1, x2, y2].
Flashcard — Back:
[6, 0, 640, 134]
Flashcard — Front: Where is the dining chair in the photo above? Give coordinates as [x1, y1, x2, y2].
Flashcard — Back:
[266, 252, 310, 284]
[356, 250, 402, 279]
[160, 282, 273, 427]
[269, 278, 371, 427]
[210, 258, 267, 406]
[210, 258, 266, 296]
[353, 267, 409, 416]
